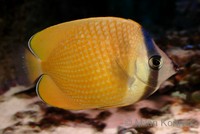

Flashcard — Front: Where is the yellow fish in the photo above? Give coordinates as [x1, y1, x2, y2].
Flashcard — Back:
[25, 17, 177, 110]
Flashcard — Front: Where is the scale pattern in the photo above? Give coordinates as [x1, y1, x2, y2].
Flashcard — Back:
[42, 18, 144, 108]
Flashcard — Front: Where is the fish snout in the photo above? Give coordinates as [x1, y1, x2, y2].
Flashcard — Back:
[172, 61, 180, 73]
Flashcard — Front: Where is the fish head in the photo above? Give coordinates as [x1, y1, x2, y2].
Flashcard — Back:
[134, 29, 177, 91]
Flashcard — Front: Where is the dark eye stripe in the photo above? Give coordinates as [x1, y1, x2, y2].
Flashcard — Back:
[140, 28, 159, 100]
[142, 28, 159, 57]
[138, 66, 159, 100]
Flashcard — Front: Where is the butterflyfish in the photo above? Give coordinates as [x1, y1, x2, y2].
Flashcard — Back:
[24, 17, 177, 110]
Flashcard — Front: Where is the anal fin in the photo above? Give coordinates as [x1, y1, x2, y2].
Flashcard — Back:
[36, 75, 81, 110]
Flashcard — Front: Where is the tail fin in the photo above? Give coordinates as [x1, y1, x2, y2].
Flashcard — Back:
[15, 47, 42, 87]
[24, 49, 42, 84]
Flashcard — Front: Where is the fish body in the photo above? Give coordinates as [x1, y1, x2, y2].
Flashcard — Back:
[25, 17, 177, 110]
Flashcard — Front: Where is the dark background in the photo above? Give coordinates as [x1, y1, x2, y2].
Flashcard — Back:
[1, 0, 200, 40]
[0, 0, 200, 92]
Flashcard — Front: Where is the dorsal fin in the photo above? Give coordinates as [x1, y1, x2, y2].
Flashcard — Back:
[28, 19, 85, 60]
[28, 17, 139, 61]
[28, 25, 69, 61]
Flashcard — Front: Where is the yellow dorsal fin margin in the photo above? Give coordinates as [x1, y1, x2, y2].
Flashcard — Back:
[36, 75, 81, 110]
[28, 26, 68, 61]
[28, 17, 139, 61]
[28, 19, 84, 60]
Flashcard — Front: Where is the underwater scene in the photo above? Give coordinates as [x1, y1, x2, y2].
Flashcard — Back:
[0, 0, 200, 134]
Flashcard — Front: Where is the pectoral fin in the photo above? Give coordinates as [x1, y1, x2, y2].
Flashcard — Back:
[115, 57, 136, 78]
[36, 75, 81, 110]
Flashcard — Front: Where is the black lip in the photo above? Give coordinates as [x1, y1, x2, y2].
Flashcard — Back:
[172, 60, 180, 72]
[167, 55, 179, 73]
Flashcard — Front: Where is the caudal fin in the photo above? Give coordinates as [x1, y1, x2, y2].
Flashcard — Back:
[15, 47, 42, 87]
[24, 49, 42, 84]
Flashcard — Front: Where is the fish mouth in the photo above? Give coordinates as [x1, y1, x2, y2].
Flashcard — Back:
[172, 60, 179, 72]
[168, 55, 179, 73]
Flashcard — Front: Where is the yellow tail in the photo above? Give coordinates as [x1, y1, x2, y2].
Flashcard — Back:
[24, 50, 42, 85]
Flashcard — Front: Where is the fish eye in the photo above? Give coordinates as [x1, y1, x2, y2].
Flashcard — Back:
[148, 55, 163, 70]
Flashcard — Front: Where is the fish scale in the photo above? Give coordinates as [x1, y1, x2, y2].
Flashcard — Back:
[41, 20, 131, 107]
